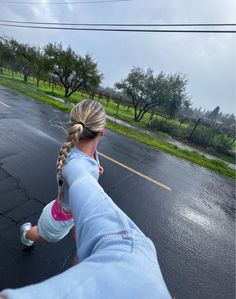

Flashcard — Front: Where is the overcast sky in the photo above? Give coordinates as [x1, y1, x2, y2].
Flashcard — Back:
[1, 0, 235, 114]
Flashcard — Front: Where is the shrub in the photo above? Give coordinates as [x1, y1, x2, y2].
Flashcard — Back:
[189, 125, 233, 153]
[149, 118, 190, 138]
[149, 118, 233, 154]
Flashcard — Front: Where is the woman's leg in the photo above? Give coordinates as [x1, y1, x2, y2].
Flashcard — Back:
[25, 226, 47, 242]
[70, 226, 76, 240]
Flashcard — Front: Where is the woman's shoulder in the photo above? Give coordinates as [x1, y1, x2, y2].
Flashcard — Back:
[66, 147, 82, 161]
[64, 148, 88, 168]
[62, 154, 86, 185]
[62, 147, 100, 184]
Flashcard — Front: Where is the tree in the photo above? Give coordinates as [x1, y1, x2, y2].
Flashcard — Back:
[31, 47, 50, 87]
[162, 74, 189, 119]
[1, 37, 19, 78]
[0, 37, 12, 70]
[102, 87, 114, 106]
[88, 74, 102, 100]
[17, 43, 35, 82]
[115, 67, 188, 122]
[45, 43, 102, 98]
[177, 99, 192, 126]
[6, 39, 37, 82]
[112, 90, 127, 116]
[224, 114, 235, 128]
[207, 106, 220, 122]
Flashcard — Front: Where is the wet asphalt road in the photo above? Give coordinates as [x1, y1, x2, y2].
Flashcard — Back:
[0, 86, 235, 299]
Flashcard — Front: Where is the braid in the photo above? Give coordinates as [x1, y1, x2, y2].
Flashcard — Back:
[56, 123, 83, 178]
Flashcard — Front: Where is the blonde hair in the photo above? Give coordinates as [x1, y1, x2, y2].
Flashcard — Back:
[56, 99, 106, 181]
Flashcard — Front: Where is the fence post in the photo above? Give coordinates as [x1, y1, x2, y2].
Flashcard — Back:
[189, 118, 201, 139]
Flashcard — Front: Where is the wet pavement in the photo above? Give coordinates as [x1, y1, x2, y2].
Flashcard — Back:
[0, 86, 235, 298]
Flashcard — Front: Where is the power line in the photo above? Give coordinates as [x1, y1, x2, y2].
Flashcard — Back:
[1, 0, 131, 4]
[0, 19, 235, 27]
[0, 23, 235, 33]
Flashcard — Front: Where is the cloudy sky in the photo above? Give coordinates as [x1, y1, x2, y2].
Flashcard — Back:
[1, 0, 235, 114]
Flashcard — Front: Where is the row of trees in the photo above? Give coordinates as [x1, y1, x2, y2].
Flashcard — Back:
[186, 106, 235, 129]
[0, 36, 191, 122]
[0, 37, 102, 98]
[0, 36, 234, 155]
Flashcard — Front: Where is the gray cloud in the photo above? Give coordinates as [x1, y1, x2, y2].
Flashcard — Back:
[0, 0, 235, 113]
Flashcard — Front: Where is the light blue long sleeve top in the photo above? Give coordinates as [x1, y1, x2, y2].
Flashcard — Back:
[1, 147, 171, 299]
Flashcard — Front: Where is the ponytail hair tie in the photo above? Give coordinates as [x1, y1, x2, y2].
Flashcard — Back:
[78, 121, 85, 128]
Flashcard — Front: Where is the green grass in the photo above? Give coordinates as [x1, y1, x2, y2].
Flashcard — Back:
[0, 75, 70, 112]
[107, 120, 235, 179]
[232, 141, 236, 153]
[0, 70, 153, 125]
[0, 71, 235, 180]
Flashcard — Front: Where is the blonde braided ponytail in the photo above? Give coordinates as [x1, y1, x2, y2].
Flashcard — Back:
[56, 123, 84, 179]
[56, 99, 106, 200]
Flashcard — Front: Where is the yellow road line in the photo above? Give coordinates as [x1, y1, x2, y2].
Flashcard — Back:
[98, 151, 172, 192]
[0, 101, 10, 108]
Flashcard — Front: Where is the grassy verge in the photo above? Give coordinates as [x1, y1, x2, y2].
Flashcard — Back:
[107, 121, 235, 179]
[0, 75, 70, 112]
[232, 142, 236, 153]
[0, 74, 235, 180]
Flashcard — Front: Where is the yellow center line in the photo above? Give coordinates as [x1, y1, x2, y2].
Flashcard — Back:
[0, 101, 10, 108]
[98, 151, 172, 192]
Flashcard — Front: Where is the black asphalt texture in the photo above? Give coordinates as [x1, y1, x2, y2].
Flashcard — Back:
[0, 86, 235, 299]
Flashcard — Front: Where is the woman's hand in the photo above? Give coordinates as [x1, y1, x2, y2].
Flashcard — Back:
[99, 166, 104, 175]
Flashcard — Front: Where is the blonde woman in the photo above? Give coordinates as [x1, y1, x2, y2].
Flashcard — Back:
[19, 99, 105, 247]
[1, 99, 171, 299]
